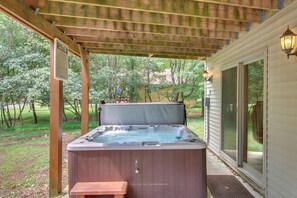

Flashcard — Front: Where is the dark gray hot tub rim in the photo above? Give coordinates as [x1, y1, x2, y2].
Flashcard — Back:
[67, 125, 206, 151]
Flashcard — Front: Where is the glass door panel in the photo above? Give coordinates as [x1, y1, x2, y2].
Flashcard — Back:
[222, 67, 237, 161]
[244, 60, 264, 174]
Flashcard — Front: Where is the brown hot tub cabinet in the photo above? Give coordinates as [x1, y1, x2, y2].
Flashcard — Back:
[68, 148, 206, 198]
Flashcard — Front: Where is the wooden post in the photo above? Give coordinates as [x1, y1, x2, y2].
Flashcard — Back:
[49, 42, 63, 196]
[79, 45, 90, 135]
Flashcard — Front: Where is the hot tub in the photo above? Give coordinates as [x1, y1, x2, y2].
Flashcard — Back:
[68, 125, 205, 150]
[68, 103, 207, 198]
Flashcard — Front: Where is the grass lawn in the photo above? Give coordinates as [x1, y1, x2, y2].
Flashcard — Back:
[0, 120, 98, 197]
[0, 105, 99, 197]
[186, 107, 202, 114]
[0, 106, 204, 197]
[187, 118, 204, 138]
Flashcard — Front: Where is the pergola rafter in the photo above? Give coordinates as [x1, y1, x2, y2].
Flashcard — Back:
[84, 43, 216, 54]
[73, 36, 226, 47]
[46, 16, 248, 33]
[192, 0, 278, 10]
[90, 50, 206, 60]
[38, 0, 267, 22]
[12, 0, 281, 59]
[83, 42, 221, 51]
[23, 0, 279, 11]
[63, 28, 237, 40]
[39, 2, 259, 23]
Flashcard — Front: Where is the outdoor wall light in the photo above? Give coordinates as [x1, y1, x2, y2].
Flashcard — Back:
[203, 70, 213, 82]
[280, 26, 297, 59]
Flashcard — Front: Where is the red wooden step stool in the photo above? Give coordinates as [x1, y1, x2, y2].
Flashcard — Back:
[70, 181, 128, 198]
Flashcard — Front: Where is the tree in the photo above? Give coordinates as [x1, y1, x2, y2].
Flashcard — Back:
[247, 60, 264, 103]
[89, 55, 205, 105]
[0, 13, 205, 128]
[90, 55, 145, 103]
[154, 59, 204, 102]
[0, 13, 50, 125]
[64, 58, 82, 121]
[142, 57, 164, 102]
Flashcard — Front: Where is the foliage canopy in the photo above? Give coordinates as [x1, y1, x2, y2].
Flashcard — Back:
[0, 13, 204, 127]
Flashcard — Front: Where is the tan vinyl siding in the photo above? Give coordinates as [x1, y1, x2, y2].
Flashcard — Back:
[206, 1, 297, 197]
[205, 66, 221, 154]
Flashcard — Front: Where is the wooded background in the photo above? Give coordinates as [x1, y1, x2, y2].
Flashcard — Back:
[0, 13, 204, 128]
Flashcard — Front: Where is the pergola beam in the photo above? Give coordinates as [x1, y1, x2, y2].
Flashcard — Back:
[45, 15, 247, 33]
[83, 42, 220, 51]
[90, 51, 203, 60]
[74, 36, 226, 48]
[24, 0, 279, 11]
[49, 42, 63, 197]
[65, 28, 236, 41]
[79, 45, 90, 135]
[89, 48, 211, 57]
[0, 0, 81, 57]
[192, 0, 278, 10]
[40, 1, 260, 23]
[84, 43, 217, 54]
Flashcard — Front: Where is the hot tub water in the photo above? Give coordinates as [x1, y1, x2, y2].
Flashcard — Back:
[85, 125, 199, 144]
[93, 128, 182, 144]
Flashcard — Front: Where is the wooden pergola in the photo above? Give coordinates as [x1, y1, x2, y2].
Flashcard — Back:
[0, 0, 287, 196]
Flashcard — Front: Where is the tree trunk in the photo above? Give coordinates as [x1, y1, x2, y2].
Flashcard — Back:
[174, 92, 179, 102]
[147, 91, 152, 102]
[12, 102, 16, 127]
[76, 100, 82, 121]
[31, 100, 38, 124]
[144, 85, 147, 102]
[1, 105, 11, 128]
[6, 104, 12, 127]
[0, 106, 3, 126]
[17, 99, 27, 120]
[201, 97, 204, 117]
[180, 92, 184, 102]
[63, 104, 68, 122]
[95, 103, 98, 121]
[65, 99, 81, 121]
[10, 95, 17, 127]
[18, 103, 24, 126]
[146, 69, 153, 102]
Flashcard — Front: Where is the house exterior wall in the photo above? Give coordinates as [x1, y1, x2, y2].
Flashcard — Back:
[206, 1, 297, 197]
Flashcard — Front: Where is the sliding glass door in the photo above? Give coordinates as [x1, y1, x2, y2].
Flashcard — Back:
[222, 67, 237, 161]
[221, 60, 264, 185]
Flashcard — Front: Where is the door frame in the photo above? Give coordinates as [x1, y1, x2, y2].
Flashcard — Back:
[219, 48, 268, 192]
